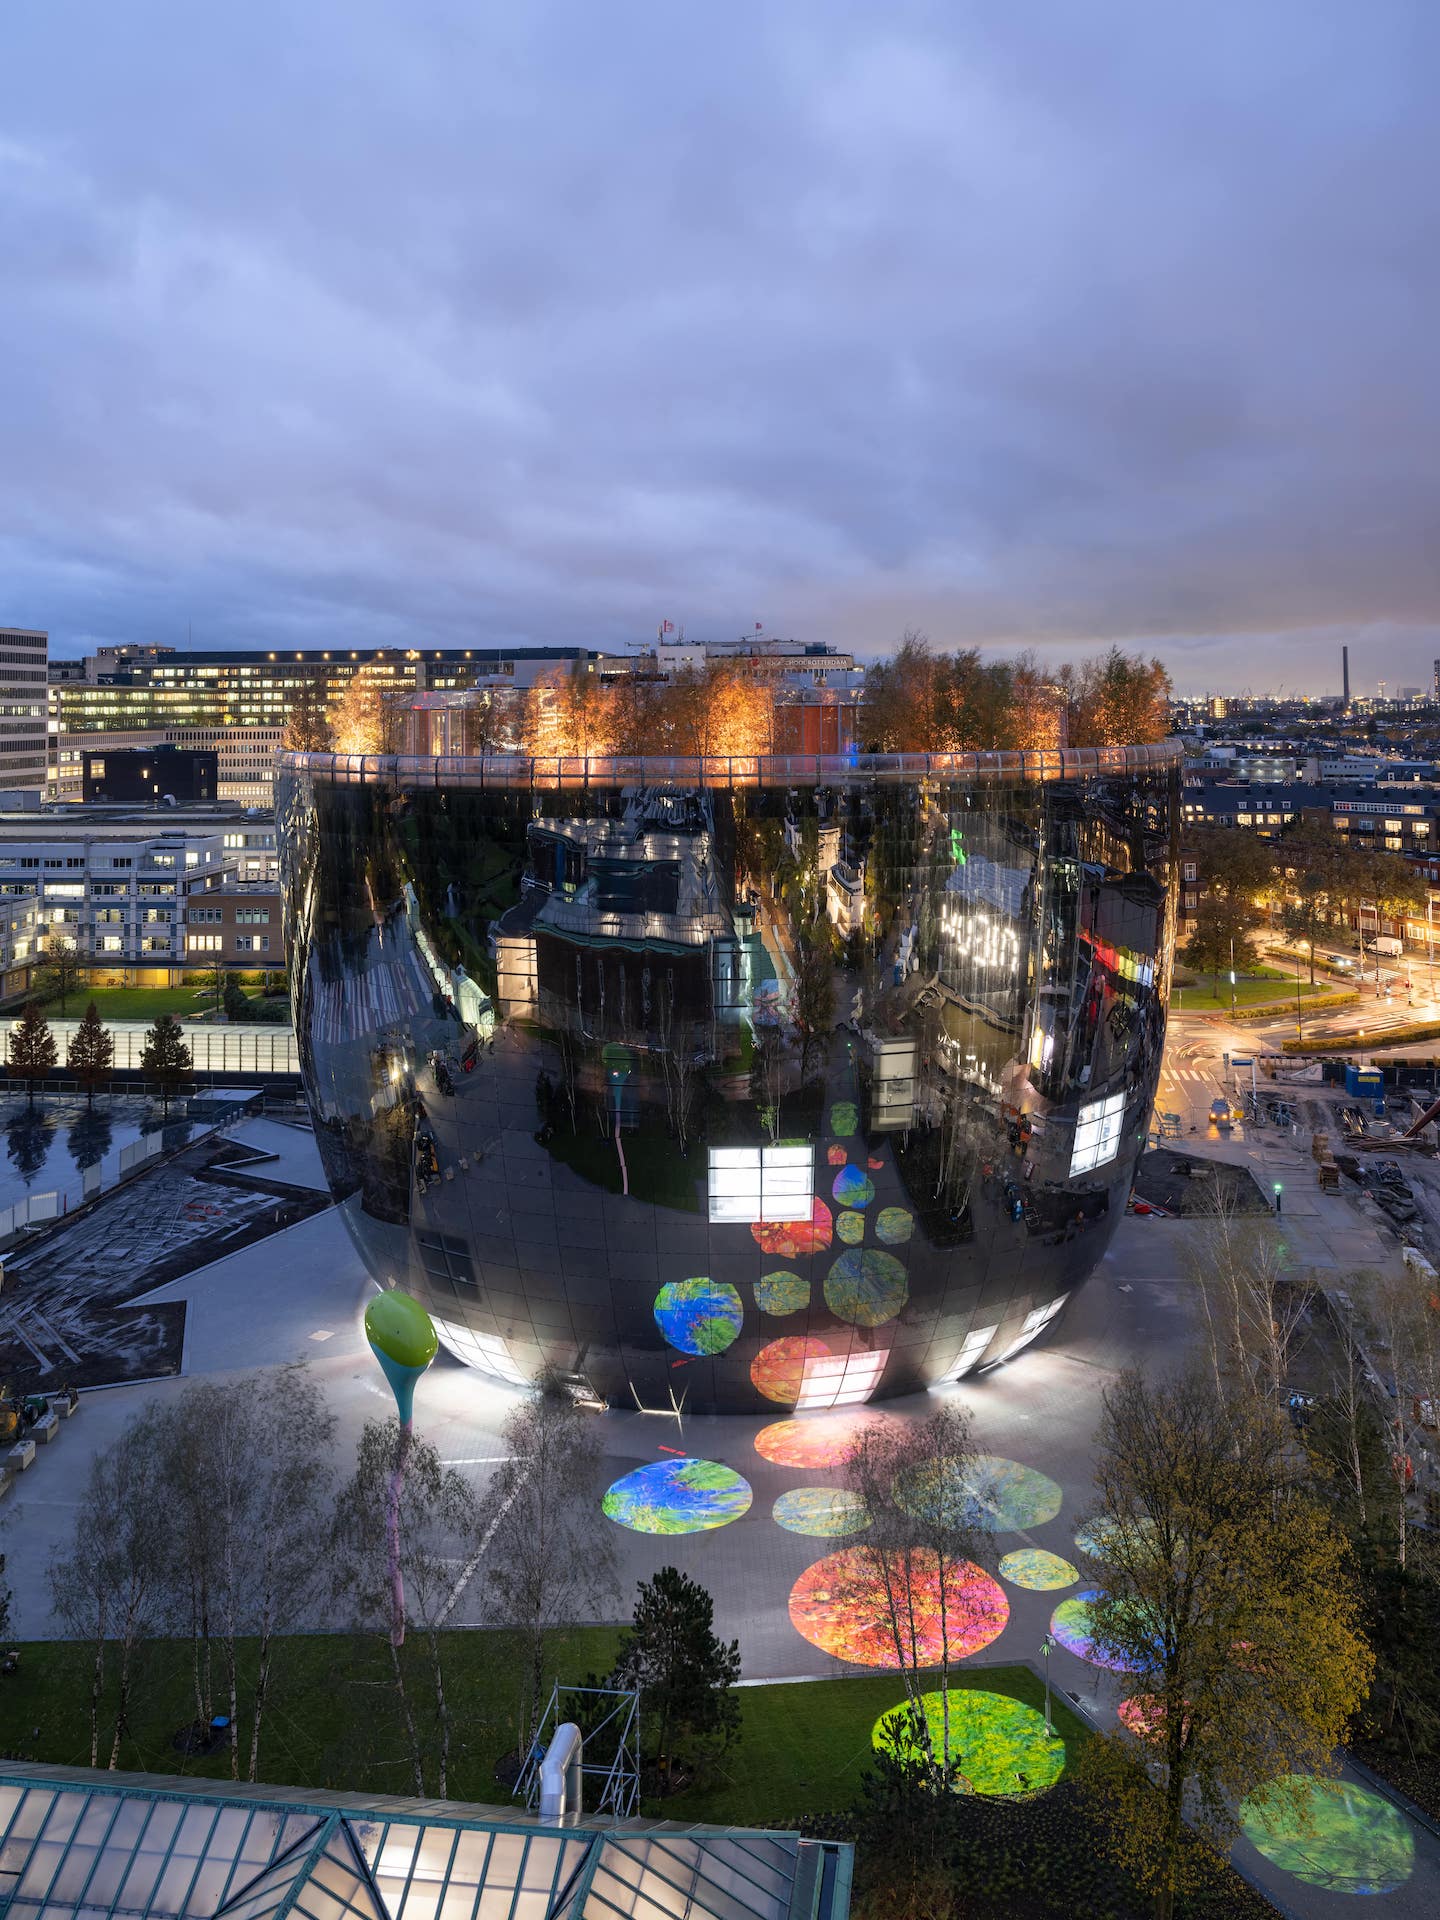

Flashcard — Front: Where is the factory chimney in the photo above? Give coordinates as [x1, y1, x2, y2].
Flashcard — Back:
[1342, 644, 1350, 709]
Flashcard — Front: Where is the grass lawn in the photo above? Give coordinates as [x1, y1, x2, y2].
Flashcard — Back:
[0, 1628, 1081, 1830]
[36, 986, 292, 1024]
[661, 1664, 1089, 1826]
[0, 1627, 622, 1803]
[1171, 975, 1335, 1013]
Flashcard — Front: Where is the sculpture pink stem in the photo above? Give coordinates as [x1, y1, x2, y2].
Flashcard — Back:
[387, 1418, 412, 1648]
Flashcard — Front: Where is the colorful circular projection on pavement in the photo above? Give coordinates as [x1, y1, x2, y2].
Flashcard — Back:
[827, 1145, 848, 1166]
[755, 1269, 809, 1316]
[875, 1206, 914, 1246]
[897, 1453, 1064, 1534]
[789, 1546, 1008, 1667]
[832, 1164, 876, 1209]
[999, 1549, 1078, 1592]
[1049, 1591, 1151, 1672]
[1239, 1777, 1414, 1896]
[825, 1248, 909, 1326]
[836, 1210, 865, 1245]
[1074, 1516, 1160, 1564]
[773, 1488, 871, 1536]
[752, 1196, 833, 1258]
[653, 1278, 744, 1355]
[872, 1689, 1065, 1795]
[829, 1102, 859, 1136]
[754, 1410, 901, 1468]
[751, 1335, 831, 1404]
[603, 1458, 752, 1534]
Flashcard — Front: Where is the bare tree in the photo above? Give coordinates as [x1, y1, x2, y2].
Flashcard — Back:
[156, 1365, 337, 1780]
[840, 1405, 994, 1788]
[1185, 1195, 1310, 1410]
[49, 1405, 169, 1768]
[332, 1417, 481, 1798]
[479, 1377, 619, 1750]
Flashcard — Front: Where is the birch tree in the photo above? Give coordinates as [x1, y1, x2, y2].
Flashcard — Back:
[479, 1378, 619, 1749]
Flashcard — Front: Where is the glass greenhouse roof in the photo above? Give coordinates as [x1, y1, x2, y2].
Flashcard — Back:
[0, 1766, 850, 1920]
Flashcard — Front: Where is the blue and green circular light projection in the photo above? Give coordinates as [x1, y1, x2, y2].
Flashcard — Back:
[756, 1269, 809, 1316]
[1239, 1776, 1414, 1896]
[653, 1278, 744, 1355]
[832, 1164, 876, 1209]
[897, 1453, 1063, 1533]
[603, 1458, 752, 1534]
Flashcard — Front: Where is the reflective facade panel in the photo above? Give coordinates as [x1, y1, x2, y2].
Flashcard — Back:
[279, 747, 1178, 1412]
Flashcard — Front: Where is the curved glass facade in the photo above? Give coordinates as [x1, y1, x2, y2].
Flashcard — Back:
[279, 745, 1178, 1412]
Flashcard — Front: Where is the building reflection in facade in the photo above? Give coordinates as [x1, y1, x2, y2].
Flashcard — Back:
[279, 746, 1178, 1412]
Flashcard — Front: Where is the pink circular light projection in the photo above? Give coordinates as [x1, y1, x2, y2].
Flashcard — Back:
[754, 1409, 902, 1468]
[750, 1335, 832, 1404]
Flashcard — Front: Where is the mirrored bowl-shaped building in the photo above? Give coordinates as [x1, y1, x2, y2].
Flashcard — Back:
[279, 745, 1178, 1412]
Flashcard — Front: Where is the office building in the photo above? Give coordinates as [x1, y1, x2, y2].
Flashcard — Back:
[83, 744, 218, 806]
[0, 806, 281, 976]
[0, 626, 49, 795]
[281, 740, 1179, 1410]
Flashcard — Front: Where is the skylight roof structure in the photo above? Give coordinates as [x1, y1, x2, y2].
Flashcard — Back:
[0, 1767, 850, 1920]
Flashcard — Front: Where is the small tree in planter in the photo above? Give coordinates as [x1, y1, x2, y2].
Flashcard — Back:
[141, 1013, 193, 1113]
[9, 1000, 58, 1108]
[67, 1001, 114, 1107]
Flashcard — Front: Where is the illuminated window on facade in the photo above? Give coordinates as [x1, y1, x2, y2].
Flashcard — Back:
[1070, 1092, 1126, 1176]
[430, 1312, 528, 1385]
[936, 1323, 999, 1384]
[708, 1145, 814, 1224]
[795, 1345, 889, 1408]
[995, 1293, 1070, 1364]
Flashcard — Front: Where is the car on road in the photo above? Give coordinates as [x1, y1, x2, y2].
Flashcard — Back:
[1209, 1097, 1232, 1129]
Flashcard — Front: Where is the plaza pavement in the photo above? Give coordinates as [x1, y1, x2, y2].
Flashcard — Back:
[2, 1109, 1437, 1914]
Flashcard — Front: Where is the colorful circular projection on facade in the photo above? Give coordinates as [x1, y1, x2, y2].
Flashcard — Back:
[1239, 1777, 1414, 1896]
[829, 1102, 859, 1136]
[832, 1165, 876, 1209]
[999, 1549, 1078, 1592]
[836, 1211, 865, 1245]
[875, 1207, 914, 1246]
[754, 1410, 900, 1468]
[1048, 1591, 1147, 1672]
[652, 1278, 744, 1355]
[751, 1335, 831, 1404]
[755, 1269, 809, 1316]
[897, 1454, 1064, 1534]
[827, 1145, 848, 1166]
[872, 1690, 1065, 1796]
[825, 1249, 909, 1326]
[752, 1196, 833, 1258]
[773, 1488, 871, 1537]
[788, 1547, 1009, 1667]
[868, 1156, 884, 1171]
[603, 1458, 752, 1534]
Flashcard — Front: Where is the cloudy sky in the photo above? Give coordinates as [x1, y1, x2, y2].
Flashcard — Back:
[3, 1, 1437, 693]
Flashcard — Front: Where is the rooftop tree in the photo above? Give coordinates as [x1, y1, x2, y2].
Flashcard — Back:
[67, 1000, 114, 1107]
[140, 1013, 192, 1112]
[9, 999, 57, 1107]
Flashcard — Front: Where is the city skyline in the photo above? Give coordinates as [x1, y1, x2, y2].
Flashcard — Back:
[3, 3, 1437, 695]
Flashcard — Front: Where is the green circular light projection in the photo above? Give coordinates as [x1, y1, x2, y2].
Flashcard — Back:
[653, 1277, 743, 1355]
[999, 1549, 1078, 1592]
[897, 1453, 1064, 1533]
[872, 1690, 1065, 1796]
[756, 1269, 809, 1316]
[773, 1487, 870, 1536]
[836, 1210, 865, 1245]
[364, 1290, 438, 1371]
[825, 1248, 909, 1326]
[829, 1102, 859, 1136]
[875, 1207, 914, 1246]
[1239, 1776, 1414, 1896]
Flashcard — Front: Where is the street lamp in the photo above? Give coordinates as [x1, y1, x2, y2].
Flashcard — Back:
[1274, 1181, 1283, 1215]
[1040, 1632, 1056, 1736]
